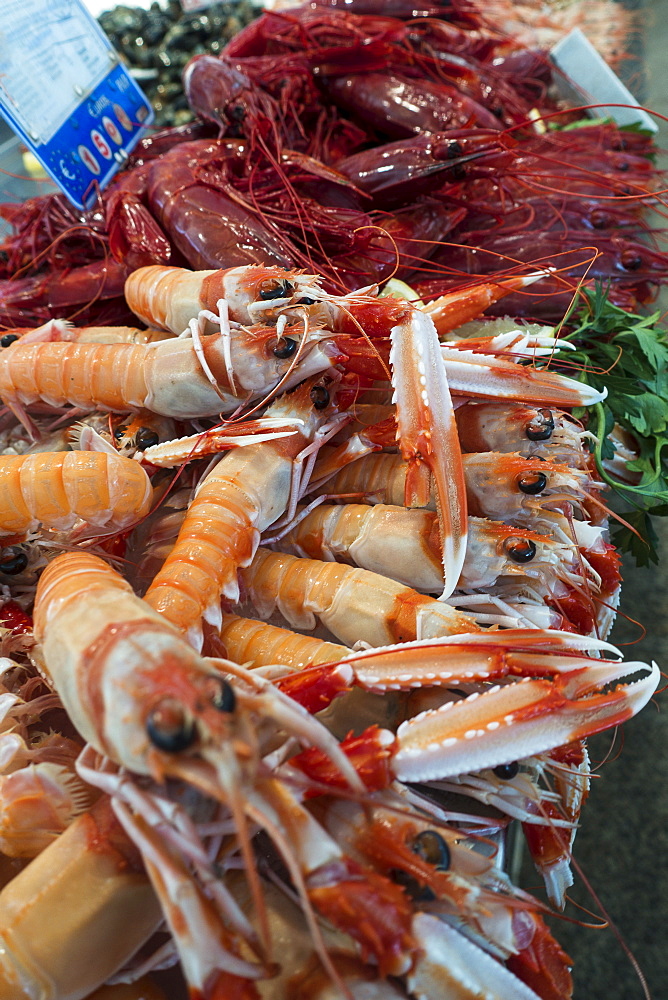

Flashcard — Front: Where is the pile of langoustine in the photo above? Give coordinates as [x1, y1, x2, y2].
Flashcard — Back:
[0, 256, 660, 1000]
[1, 0, 668, 331]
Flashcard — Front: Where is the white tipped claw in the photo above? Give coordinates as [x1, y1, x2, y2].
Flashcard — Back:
[408, 914, 544, 1000]
[542, 858, 575, 910]
[621, 660, 661, 715]
[549, 338, 576, 352]
[519, 268, 556, 286]
[578, 382, 608, 405]
[390, 308, 468, 600]
[532, 370, 607, 406]
[439, 348, 607, 408]
[338, 628, 623, 659]
[393, 657, 659, 782]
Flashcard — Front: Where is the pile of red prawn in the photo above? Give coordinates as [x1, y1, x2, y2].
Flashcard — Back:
[1, 0, 667, 329]
[0, 4, 663, 1000]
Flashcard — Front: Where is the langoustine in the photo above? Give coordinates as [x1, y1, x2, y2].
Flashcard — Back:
[32, 550, 447, 997]
[0, 301, 339, 426]
[271, 504, 590, 597]
[142, 374, 350, 648]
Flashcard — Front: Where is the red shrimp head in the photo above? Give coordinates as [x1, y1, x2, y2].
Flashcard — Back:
[184, 56, 276, 145]
[336, 128, 515, 204]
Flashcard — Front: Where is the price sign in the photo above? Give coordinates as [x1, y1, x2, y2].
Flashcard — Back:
[0, 0, 154, 210]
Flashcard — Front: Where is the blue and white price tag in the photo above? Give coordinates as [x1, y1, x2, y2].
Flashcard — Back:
[0, 0, 155, 210]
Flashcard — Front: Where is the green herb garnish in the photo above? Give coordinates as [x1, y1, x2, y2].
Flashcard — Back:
[554, 284, 668, 565]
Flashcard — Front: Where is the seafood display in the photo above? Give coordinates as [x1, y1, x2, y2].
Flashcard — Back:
[0, 2, 665, 999]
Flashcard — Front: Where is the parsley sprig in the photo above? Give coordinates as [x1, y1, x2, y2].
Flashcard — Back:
[555, 285, 668, 566]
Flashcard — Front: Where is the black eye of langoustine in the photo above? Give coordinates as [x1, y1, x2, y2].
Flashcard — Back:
[259, 279, 293, 301]
[526, 408, 554, 442]
[310, 385, 330, 410]
[0, 334, 18, 348]
[392, 828, 450, 900]
[0, 547, 28, 575]
[298, 295, 317, 305]
[208, 676, 236, 714]
[411, 830, 451, 871]
[517, 470, 547, 495]
[493, 761, 520, 780]
[272, 337, 298, 359]
[146, 699, 196, 753]
[114, 424, 128, 441]
[134, 427, 160, 450]
[503, 537, 537, 564]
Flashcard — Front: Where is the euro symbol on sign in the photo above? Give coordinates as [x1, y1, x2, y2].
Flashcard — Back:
[59, 160, 76, 181]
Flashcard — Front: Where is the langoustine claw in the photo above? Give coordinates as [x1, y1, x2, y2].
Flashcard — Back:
[296, 631, 659, 782]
